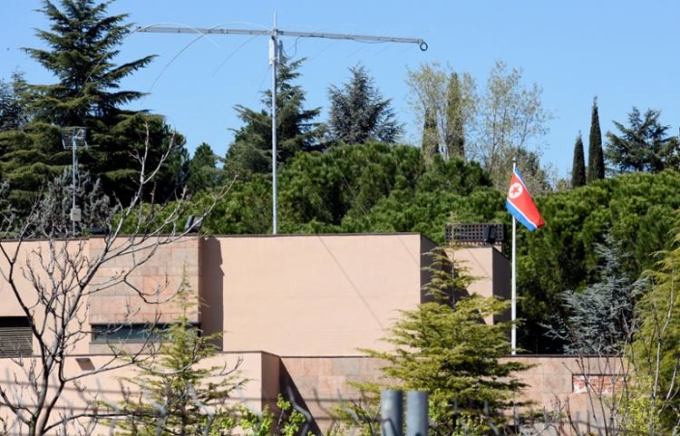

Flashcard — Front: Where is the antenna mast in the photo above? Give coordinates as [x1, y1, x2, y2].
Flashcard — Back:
[137, 18, 428, 235]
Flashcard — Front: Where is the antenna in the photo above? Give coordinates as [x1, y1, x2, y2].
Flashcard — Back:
[137, 18, 428, 235]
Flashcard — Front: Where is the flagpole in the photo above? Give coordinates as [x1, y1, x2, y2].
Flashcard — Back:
[511, 215, 517, 356]
[506, 160, 544, 356]
[511, 160, 517, 356]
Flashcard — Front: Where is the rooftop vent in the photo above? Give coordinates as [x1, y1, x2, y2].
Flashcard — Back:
[445, 223, 505, 246]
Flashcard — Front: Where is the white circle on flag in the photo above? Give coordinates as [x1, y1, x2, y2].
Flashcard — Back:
[508, 182, 523, 199]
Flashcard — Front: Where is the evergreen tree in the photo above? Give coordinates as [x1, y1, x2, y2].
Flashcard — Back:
[107, 280, 244, 435]
[517, 170, 680, 353]
[327, 64, 402, 145]
[605, 107, 679, 174]
[444, 72, 465, 159]
[2, 0, 185, 207]
[571, 132, 586, 188]
[549, 235, 642, 354]
[342, 248, 530, 436]
[207, 142, 496, 241]
[23, 0, 154, 126]
[85, 113, 188, 204]
[0, 72, 30, 132]
[0, 123, 68, 211]
[185, 142, 222, 194]
[587, 97, 605, 183]
[421, 106, 438, 165]
[225, 56, 323, 178]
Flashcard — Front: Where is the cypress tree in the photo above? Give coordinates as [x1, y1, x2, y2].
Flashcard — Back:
[587, 97, 605, 182]
[421, 106, 438, 165]
[445, 72, 465, 159]
[571, 132, 586, 187]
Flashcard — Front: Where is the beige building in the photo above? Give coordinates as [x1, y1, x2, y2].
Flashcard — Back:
[0, 233, 621, 435]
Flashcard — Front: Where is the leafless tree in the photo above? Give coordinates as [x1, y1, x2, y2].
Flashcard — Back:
[0, 128, 230, 436]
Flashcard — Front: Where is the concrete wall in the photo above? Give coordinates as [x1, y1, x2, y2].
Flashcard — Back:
[208, 234, 434, 356]
[280, 355, 626, 434]
[451, 245, 509, 300]
[0, 351, 268, 435]
[450, 245, 511, 324]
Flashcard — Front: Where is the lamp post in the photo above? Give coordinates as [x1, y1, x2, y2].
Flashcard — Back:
[62, 127, 86, 236]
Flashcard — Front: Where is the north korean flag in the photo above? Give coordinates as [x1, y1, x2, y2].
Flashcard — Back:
[506, 167, 545, 231]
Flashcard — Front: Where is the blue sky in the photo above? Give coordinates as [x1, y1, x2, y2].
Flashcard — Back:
[2, 0, 679, 180]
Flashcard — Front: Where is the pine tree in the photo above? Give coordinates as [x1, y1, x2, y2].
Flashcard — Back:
[571, 132, 586, 188]
[186, 142, 222, 194]
[23, 0, 154, 126]
[342, 248, 530, 436]
[550, 235, 642, 354]
[445, 72, 465, 159]
[327, 64, 402, 145]
[605, 107, 678, 174]
[225, 56, 323, 178]
[3, 0, 185, 208]
[587, 97, 605, 183]
[0, 72, 30, 132]
[107, 279, 245, 436]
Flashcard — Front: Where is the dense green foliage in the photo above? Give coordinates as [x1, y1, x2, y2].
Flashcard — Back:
[571, 133, 586, 187]
[185, 142, 221, 194]
[84, 113, 188, 203]
[587, 97, 605, 183]
[0, 122, 69, 210]
[517, 170, 680, 352]
[327, 64, 402, 145]
[206, 142, 499, 241]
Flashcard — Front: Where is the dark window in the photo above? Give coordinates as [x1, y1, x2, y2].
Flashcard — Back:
[0, 316, 32, 358]
[91, 323, 199, 343]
